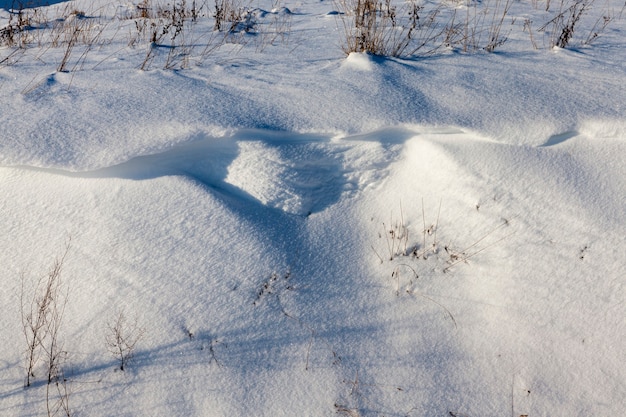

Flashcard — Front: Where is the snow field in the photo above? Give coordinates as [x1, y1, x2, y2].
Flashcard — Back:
[1, 127, 624, 415]
[1, 0, 625, 415]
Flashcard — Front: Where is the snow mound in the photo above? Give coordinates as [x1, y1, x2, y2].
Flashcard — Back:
[341, 52, 375, 72]
[0, 125, 624, 416]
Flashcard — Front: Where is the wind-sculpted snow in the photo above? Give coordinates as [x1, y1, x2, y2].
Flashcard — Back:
[11, 128, 415, 215]
[1, 0, 625, 413]
[2, 44, 626, 172]
[1, 125, 624, 416]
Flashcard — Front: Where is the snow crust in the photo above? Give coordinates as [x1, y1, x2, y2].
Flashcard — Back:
[0, 0, 624, 416]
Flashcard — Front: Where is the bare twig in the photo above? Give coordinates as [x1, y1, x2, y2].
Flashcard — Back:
[105, 309, 145, 371]
[21, 241, 71, 388]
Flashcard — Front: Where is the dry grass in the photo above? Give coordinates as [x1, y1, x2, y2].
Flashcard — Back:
[0, 0, 622, 67]
[336, 0, 437, 56]
[20, 241, 74, 416]
[538, 0, 595, 47]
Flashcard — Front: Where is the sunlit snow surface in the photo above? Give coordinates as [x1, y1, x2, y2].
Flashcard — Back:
[0, 0, 625, 416]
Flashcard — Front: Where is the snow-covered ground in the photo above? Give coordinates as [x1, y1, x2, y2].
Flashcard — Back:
[1, 0, 624, 415]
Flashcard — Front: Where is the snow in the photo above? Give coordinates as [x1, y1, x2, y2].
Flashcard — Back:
[1, 0, 625, 416]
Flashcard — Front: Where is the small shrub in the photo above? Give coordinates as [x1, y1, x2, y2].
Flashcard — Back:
[0, 4, 32, 48]
[20, 242, 74, 416]
[136, 0, 213, 70]
[337, 0, 421, 56]
[336, 0, 467, 57]
[539, 0, 593, 48]
[21, 243, 71, 388]
[214, 0, 252, 32]
[105, 309, 145, 371]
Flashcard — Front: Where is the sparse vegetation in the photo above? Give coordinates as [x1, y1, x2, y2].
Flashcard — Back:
[335, 0, 518, 56]
[105, 309, 145, 372]
[21, 242, 71, 388]
[253, 270, 293, 306]
[335, 0, 621, 56]
[374, 200, 514, 274]
[214, 0, 251, 32]
[0, 0, 290, 70]
[336, 0, 441, 56]
[0, 0, 621, 68]
[374, 203, 410, 262]
[20, 241, 74, 416]
[372, 201, 514, 328]
[539, 0, 594, 47]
